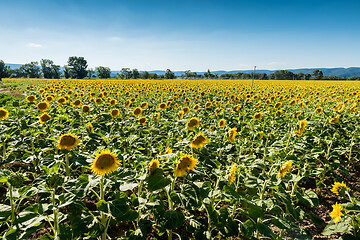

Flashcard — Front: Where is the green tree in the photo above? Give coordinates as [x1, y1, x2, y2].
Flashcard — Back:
[132, 69, 140, 79]
[40, 59, 61, 79]
[96, 66, 111, 79]
[140, 71, 150, 79]
[20, 62, 41, 78]
[87, 68, 95, 78]
[63, 65, 71, 79]
[67, 56, 88, 79]
[117, 68, 132, 79]
[0, 60, 10, 80]
[164, 69, 175, 79]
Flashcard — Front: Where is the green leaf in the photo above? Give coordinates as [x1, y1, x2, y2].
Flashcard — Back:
[256, 222, 272, 237]
[156, 210, 185, 230]
[120, 182, 138, 191]
[296, 190, 319, 208]
[322, 221, 350, 235]
[0, 204, 11, 221]
[145, 169, 171, 192]
[108, 199, 138, 221]
[240, 219, 254, 238]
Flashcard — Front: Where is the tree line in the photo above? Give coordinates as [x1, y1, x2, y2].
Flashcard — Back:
[1, 57, 360, 80]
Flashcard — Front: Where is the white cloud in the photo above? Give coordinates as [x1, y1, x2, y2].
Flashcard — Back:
[26, 42, 43, 48]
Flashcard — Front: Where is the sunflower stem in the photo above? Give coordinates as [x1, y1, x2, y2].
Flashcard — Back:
[65, 153, 70, 177]
[2, 138, 6, 160]
[100, 175, 107, 240]
[9, 185, 15, 224]
[52, 190, 58, 238]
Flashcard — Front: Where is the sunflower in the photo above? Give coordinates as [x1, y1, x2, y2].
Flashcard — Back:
[95, 98, 102, 104]
[186, 117, 200, 130]
[163, 147, 172, 154]
[73, 99, 82, 107]
[216, 108, 223, 115]
[330, 181, 348, 196]
[82, 105, 91, 113]
[26, 95, 36, 103]
[218, 119, 226, 128]
[293, 111, 303, 118]
[91, 150, 120, 175]
[276, 109, 283, 115]
[148, 159, 160, 176]
[57, 97, 66, 105]
[330, 202, 344, 224]
[190, 132, 209, 149]
[295, 120, 308, 136]
[125, 99, 131, 107]
[329, 115, 341, 123]
[85, 122, 93, 133]
[178, 111, 184, 119]
[228, 163, 237, 185]
[254, 112, 262, 120]
[174, 154, 198, 177]
[278, 161, 293, 178]
[193, 104, 200, 111]
[133, 107, 142, 117]
[46, 96, 54, 102]
[140, 102, 148, 108]
[39, 113, 51, 124]
[205, 102, 212, 108]
[0, 108, 9, 120]
[274, 102, 282, 109]
[57, 134, 80, 150]
[228, 128, 237, 142]
[232, 105, 240, 112]
[316, 107, 323, 114]
[111, 109, 120, 118]
[159, 103, 167, 110]
[183, 107, 190, 114]
[36, 101, 49, 112]
[138, 117, 147, 125]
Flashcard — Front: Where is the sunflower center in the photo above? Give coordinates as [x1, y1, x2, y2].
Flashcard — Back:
[192, 135, 206, 145]
[134, 108, 141, 115]
[60, 136, 76, 146]
[188, 119, 199, 127]
[41, 114, 51, 122]
[178, 157, 191, 169]
[38, 102, 48, 110]
[95, 154, 115, 169]
[0, 110, 7, 118]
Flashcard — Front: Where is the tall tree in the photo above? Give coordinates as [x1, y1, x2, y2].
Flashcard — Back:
[118, 68, 132, 79]
[40, 59, 61, 79]
[0, 60, 10, 80]
[63, 65, 71, 79]
[20, 62, 41, 78]
[96, 66, 111, 79]
[132, 69, 140, 79]
[67, 56, 88, 79]
[164, 69, 175, 79]
[87, 68, 95, 78]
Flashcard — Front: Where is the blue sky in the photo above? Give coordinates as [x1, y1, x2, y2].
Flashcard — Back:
[1, 0, 360, 71]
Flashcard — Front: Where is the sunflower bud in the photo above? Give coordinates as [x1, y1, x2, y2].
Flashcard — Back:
[46, 173, 64, 189]
[8, 173, 25, 188]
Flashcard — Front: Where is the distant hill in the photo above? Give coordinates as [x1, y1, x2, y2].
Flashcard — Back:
[5, 63, 360, 78]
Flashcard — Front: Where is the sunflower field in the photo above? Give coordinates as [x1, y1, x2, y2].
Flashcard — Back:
[0, 79, 360, 240]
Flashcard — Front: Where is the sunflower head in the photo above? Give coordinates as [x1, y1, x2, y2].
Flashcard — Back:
[26, 95, 36, 103]
[174, 154, 198, 177]
[87, 122, 94, 133]
[178, 111, 184, 120]
[133, 107, 142, 117]
[125, 99, 131, 107]
[228, 128, 237, 143]
[330, 202, 344, 224]
[37, 101, 49, 112]
[57, 97, 66, 105]
[39, 113, 51, 124]
[276, 109, 283, 115]
[46, 96, 54, 102]
[82, 105, 91, 113]
[159, 103, 167, 110]
[274, 102, 282, 109]
[0, 108, 9, 120]
[329, 115, 341, 123]
[140, 102, 148, 108]
[57, 134, 80, 151]
[330, 181, 348, 196]
[95, 98, 102, 104]
[186, 117, 200, 130]
[91, 149, 120, 175]
[109, 99, 117, 106]
[183, 107, 190, 114]
[218, 119, 226, 128]
[111, 109, 120, 118]
[254, 112, 262, 120]
[190, 132, 209, 149]
[138, 117, 147, 125]
[228, 163, 237, 185]
[153, 112, 160, 121]
[148, 159, 160, 176]
[73, 99, 82, 107]
[316, 107, 323, 114]
[193, 104, 200, 111]
[278, 161, 293, 178]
